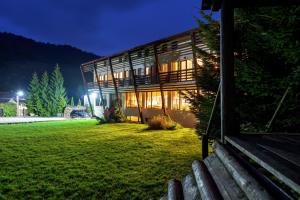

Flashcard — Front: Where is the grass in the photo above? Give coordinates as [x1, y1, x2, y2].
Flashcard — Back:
[0, 120, 201, 199]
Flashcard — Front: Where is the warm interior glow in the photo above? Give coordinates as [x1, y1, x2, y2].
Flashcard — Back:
[160, 63, 168, 73]
[171, 91, 180, 110]
[171, 62, 178, 71]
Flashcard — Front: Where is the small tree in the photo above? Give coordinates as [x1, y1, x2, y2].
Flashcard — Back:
[26, 73, 43, 116]
[70, 97, 75, 106]
[40, 71, 51, 116]
[49, 64, 67, 116]
[77, 98, 82, 106]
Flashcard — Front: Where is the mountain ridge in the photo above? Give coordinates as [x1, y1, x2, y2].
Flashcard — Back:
[0, 32, 99, 99]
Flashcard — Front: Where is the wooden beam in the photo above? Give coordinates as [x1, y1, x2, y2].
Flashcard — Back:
[128, 51, 144, 124]
[93, 62, 106, 111]
[220, 0, 236, 142]
[201, 0, 300, 10]
[153, 45, 167, 115]
[80, 65, 94, 116]
[191, 32, 200, 95]
[108, 57, 121, 109]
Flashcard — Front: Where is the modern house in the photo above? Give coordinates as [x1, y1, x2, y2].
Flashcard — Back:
[81, 29, 208, 127]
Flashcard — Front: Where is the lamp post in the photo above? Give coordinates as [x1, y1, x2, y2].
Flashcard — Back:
[16, 90, 24, 117]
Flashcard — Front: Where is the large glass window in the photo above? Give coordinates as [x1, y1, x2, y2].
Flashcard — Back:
[187, 60, 193, 80]
[126, 92, 137, 107]
[151, 91, 162, 109]
[146, 92, 152, 108]
[180, 94, 190, 111]
[171, 91, 180, 110]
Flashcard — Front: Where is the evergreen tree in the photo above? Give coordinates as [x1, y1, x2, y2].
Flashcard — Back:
[26, 73, 43, 116]
[40, 71, 51, 116]
[77, 98, 82, 106]
[187, 6, 300, 135]
[183, 11, 220, 138]
[49, 64, 67, 116]
[70, 97, 75, 106]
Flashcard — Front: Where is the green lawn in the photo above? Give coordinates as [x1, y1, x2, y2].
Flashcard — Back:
[0, 120, 201, 199]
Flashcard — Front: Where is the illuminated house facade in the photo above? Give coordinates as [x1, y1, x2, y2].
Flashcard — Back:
[81, 29, 208, 127]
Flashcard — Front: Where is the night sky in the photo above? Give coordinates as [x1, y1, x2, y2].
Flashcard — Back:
[0, 0, 218, 56]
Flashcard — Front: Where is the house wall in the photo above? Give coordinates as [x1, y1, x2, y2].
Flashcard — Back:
[124, 107, 197, 128]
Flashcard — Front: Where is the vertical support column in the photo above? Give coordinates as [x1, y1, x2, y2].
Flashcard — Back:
[93, 62, 106, 111]
[153, 45, 167, 115]
[128, 51, 144, 123]
[220, 0, 236, 143]
[108, 57, 121, 109]
[80, 65, 94, 116]
[191, 32, 200, 94]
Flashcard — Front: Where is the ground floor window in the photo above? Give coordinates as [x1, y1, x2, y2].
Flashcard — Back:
[126, 92, 137, 107]
[124, 90, 191, 110]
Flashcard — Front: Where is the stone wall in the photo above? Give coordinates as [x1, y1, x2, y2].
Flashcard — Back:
[64, 106, 86, 118]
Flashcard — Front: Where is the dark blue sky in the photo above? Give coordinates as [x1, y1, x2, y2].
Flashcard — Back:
[0, 0, 218, 56]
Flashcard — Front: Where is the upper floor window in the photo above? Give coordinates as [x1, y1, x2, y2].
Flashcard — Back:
[145, 67, 150, 75]
[161, 44, 167, 53]
[160, 63, 168, 73]
[144, 49, 149, 57]
[171, 41, 178, 50]
[137, 51, 142, 58]
[171, 62, 178, 71]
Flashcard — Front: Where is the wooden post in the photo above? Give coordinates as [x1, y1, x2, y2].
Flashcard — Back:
[191, 32, 200, 94]
[80, 65, 94, 116]
[128, 51, 144, 123]
[220, 0, 236, 142]
[93, 62, 106, 111]
[108, 57, 121, 109]
[153, 45, 167, 115]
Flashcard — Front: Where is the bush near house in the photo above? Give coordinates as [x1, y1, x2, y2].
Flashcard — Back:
[147, 115, 180, 130]
[0, 103, 16, 117]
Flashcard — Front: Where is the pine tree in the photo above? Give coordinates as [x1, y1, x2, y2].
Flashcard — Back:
[77, 98, 82, 106]
[70, 97, 75, 106]
[40, 71, 51, 116]
[49, 64, 67, 116]
[183, 11, 220, 138]
[26, 73, 43, 116]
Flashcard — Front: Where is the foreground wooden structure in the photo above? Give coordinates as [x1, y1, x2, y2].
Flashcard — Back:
[163, 0, 300, 199]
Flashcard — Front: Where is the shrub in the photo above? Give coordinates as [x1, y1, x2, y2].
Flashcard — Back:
[0, 103, 17, 117]
[103, 105, 126, 123]
[147, 115, 180, 130]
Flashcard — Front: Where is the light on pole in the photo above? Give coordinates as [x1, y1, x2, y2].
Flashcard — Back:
[16, 90, 24, 117]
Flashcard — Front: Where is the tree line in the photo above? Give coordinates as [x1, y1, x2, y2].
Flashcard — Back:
[26, 65, 82, 117]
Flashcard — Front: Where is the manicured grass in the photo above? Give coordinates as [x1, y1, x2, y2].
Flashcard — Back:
[0, 120, 201, 199]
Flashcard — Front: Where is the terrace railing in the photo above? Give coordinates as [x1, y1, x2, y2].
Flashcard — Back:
[89, 68, 196, 89]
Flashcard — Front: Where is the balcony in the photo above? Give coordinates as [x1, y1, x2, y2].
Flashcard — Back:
[87, 68, 195, 90]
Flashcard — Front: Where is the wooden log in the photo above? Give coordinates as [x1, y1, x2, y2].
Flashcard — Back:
[214, 142, 272, 200]
[168, 179, 184, 200]
[181, 172, 201, 200]
[204, 153, 247, 199]
[192, 160, 222, 200]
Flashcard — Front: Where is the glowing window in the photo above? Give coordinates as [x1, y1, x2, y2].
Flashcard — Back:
[171, 62, 178, 71]
[171, 91, 180, 110]
[160, 63, 168, 73]
[152, 91, 162, 109]
[126, 92, 137, 107]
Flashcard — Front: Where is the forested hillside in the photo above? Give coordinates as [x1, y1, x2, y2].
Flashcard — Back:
[0, 32, 99, 98]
